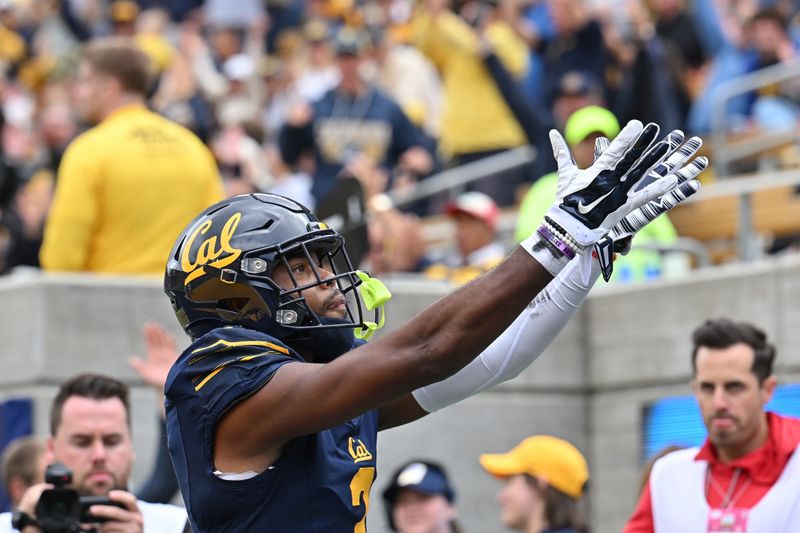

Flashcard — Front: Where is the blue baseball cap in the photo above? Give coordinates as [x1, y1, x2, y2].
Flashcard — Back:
[382, 461, 456, 504]
[333, 27, 369, 56]
[383, 461, 456, 531]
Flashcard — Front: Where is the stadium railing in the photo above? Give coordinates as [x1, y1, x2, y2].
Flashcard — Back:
[711, 58, 800, 175]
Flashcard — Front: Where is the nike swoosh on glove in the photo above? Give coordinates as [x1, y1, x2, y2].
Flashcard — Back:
[545, 121, 682, 248]
[594, 136, 709, 281]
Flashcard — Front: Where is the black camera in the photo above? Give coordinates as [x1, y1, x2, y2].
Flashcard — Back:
[35, 463, 124, 533]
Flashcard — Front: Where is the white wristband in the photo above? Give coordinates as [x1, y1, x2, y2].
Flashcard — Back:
[520, 234, 571, 277]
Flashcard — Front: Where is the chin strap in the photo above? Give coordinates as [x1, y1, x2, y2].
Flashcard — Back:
[354, 270, 392, 340]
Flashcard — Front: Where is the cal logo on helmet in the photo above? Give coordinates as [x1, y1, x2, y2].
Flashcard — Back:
[180, 212, 243, 285]
[165, 193, 379, 343]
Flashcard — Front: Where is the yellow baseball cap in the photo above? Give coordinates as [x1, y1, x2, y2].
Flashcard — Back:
[110, 0, 139, 23]
[134, 34, 173, 73]
[564, 105, 620, 147]
[479, 436, 589, 499]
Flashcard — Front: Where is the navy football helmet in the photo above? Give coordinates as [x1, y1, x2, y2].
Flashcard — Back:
[164, 193, 383, 341]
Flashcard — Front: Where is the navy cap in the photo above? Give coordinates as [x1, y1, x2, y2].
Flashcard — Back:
[333, 27, 369, 56]
[382, 461, 455, 505]
[556, 71, 603, 98]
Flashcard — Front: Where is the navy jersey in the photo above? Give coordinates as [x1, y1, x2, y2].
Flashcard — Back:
[165, 326, 378, 532]
[279, 86, 424, 204]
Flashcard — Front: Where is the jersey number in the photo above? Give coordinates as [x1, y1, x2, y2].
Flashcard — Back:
[350, 466, 375, 533]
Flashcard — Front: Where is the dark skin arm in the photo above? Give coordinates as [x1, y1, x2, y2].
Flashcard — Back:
[214, 249, 553, 473]
[215, 120, 672, 473]
[377, 394, 429, 431]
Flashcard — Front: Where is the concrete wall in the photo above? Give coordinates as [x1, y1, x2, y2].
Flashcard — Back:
[0, 254, 798, 532]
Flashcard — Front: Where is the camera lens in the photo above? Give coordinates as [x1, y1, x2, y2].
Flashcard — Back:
[50, 501, 68, 517]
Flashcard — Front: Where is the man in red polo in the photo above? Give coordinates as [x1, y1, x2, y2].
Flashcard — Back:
[624, 318, 800, 532]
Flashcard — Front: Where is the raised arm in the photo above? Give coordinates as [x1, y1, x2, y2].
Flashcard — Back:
[192, 121, 686, 473]
[379, 136, 707, 429]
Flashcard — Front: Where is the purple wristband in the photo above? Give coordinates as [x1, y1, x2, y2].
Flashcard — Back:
[537, 224, 577, 260]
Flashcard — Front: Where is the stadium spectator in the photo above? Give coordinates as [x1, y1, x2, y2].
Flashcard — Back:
[0, 437, 45, 510]
[412, 0, 530, 206]
[0, 374, 188, 532]
[280, 26, 433, 207]
[39, 104, 78, 175]
[150, 50, 216, 143]
[343, 154, 428, 275]
[293, 18, 340, 104]
[39, 37, 223, 274]
[473, 20, 556, 183]
[204, 0, 265, 31]
[0, 169, 53, 273]
[686, 0, 758, 133]
[480, 435, 590, 533]
[623, 318, 800, 532]
[650, 0, 709, 123]
[109, 0, 139, 37]
[596, 1, 683, 133]
[551, 72, 606, 132]
[382, 460, 462, 533]
[538, 0, 609, 110]
[127, 323, 182, 505]
[132, 8, 175, 76]
[747, 8, 800, 132]
[257, 55, 295, 142]
[132, 0, 201, 24]
[211, 124, 269, 197]
[424, 191, 505, 284]
[370, 25, 443, 141]
[180, 20, 265, 117]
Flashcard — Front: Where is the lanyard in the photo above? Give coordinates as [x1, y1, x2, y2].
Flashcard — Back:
[706, 468, 754, 509]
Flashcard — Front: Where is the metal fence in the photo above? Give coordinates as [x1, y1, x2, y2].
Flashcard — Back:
[711, 58, 800, 176]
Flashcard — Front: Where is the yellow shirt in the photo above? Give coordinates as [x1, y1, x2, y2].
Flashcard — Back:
[412, 10, 528, 156]
[41, 104, 224, 274]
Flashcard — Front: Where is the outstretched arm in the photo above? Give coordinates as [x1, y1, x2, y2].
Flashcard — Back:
[379, 256, 600, 429]
[213, 121, 688, 473]
[380, 136, 706, 428]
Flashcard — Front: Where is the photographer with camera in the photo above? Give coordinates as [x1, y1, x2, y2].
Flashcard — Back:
[0, 374, 187, 533]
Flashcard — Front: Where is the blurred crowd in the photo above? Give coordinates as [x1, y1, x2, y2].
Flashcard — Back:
[1, 0, 799, 278]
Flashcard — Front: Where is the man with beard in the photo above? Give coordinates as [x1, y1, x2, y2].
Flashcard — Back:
[623, 318, 800, 532]
[0, 374, 187, 532]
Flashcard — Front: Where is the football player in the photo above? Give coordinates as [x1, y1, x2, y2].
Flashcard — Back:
[163, 121, 706, 531]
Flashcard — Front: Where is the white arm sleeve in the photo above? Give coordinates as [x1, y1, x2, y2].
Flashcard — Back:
[412, 256, 600, 412]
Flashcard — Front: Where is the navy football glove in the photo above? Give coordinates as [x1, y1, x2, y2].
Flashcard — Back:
[593, 136, 708, 281]
[545, 121, 682, 248]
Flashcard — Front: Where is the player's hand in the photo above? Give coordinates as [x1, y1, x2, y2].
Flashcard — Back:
[89, 490, 143, 533]
[545, 120, 682, 248]
[128, 322, 179, 392]
[610, 136, 707, 249]
[594, 136, 708, 281]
